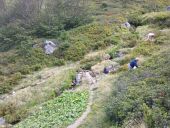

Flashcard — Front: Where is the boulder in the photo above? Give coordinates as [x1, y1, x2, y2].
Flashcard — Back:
[44, 40, 56, 55]
[91, 60, 119, 74]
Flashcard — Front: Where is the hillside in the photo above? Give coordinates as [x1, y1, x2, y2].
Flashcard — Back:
[0, 0, 170, 128]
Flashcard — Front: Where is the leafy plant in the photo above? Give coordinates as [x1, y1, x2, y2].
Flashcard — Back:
[14, 91, 89, 128]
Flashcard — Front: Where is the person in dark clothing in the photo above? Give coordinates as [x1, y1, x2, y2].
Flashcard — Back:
[128, 58, 139, 69]
[103, 67, 109, 74]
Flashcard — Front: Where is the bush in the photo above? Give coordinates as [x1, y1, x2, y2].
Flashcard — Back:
[107, 46, 120, 59]
[131, 42, 159, 56]
[0, 102, 28, 124]
[80, 57, 101, 70]
[141, 12, 170, 27]
[118, 55, 133, 65]
[59, 69, 76, 92]
[104, 36, 120, 45]
[19, 65, 32, 75]
[0, 82, 12, 94]
[53, 59, 65, 66]
[155, 36, 168, 44]
[0, 24, 32, 52]
[64, 42, 88, 61]
[101, 3, 108, 8]
[106, 50, 170, 127]
[121, 33, 139, 48]
[31, 64, 43, 71]
[32, 23, 63, 38]
[128, 13, 143, 27]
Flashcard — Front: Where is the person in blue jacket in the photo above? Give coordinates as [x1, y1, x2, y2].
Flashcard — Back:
[128, 58, 139, 70]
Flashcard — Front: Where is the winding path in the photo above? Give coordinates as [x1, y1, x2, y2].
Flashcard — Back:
[67, 83, 97, 128]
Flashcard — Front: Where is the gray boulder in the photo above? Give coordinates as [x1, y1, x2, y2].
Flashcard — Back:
[44, 40, 56, 55]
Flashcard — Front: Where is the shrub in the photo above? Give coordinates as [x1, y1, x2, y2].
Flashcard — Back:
[32, 23, 63, 38]
[0, 82, 12, 94]
[104, 36, 120, 45]
[64, 42, 88, 61]
[106, 50, 170, 127]
[128, 13, 143, 27]
[155, 36, 168, 44]
[141, 12, 170, 27]
[9, 72, 22, 85]
[121, 33, 139, 48]
[31, 64, 43, 71]
[19, 65, 32, 75]
[53, 59, 65, 66]
[59, 69, 76, 92]
[0, 102, 28, 124]
[107, 46, 120, 59]
[0, 24, 32, 52]
[80, 57, 101, 70]
[131, 42, 159, 56]
[101, 3, 108, 8]
[118, 55, 133, 65]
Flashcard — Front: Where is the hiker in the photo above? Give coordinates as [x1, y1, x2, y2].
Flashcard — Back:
[146, 33, 155, 41]
[124, 22, 131, 29]
[103, 65, 114, 74]
[128, 58, 139, 70]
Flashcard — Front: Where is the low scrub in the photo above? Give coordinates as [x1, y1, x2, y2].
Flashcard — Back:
[59, 69, 76, 93]
[80, 56, 102, 70]
[55, 23, 116, 61]
[142, 12, 170, 27]
[106, 50, 170, 127]
[131, 42, 159, 56]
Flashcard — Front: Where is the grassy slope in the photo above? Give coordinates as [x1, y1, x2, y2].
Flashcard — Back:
[0, 0, 170, 127]
[78, 1, 170, 128]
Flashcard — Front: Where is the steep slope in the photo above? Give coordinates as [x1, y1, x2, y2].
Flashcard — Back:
[0, 0, 170, 128]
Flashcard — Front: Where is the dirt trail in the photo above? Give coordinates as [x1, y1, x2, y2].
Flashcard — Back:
[67, 87, 94, 128]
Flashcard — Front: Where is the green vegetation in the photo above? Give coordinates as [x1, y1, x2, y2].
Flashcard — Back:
[14, 91, 89, 128]
[0, 67, 77, 124]
[0, 0, 170, 128]
[142, 11, 170, 27]
[55, 23, 118, 61]
[0, 0, 91, 94]
[106, 50, 170, 127]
